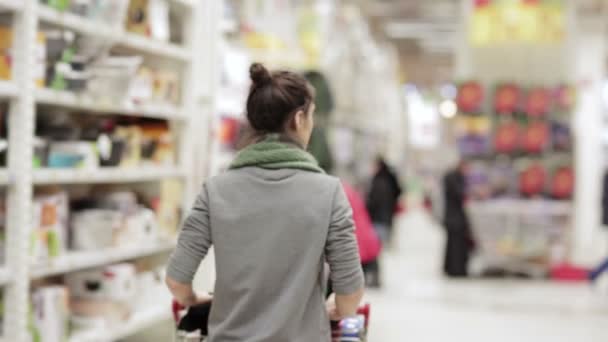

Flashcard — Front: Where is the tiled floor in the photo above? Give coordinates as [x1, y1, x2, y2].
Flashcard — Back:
[366, 210, 608, 342]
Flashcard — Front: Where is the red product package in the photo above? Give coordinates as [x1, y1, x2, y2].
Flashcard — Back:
[456, 81, 484, 114]
[520, 163, 546, 197]
[525, 87, 550, 117]
[551, 166, 574, 199]
[494, 83, 521, 114]
[494, 121, 520, 153]
[522, 121, 549, 154]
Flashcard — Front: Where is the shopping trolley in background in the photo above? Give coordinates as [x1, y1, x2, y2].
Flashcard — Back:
[173, 300, 371, 342]
[467, 199, 572, 278]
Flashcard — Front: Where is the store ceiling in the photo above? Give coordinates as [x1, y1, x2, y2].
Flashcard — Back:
[358, 0, 608, 86]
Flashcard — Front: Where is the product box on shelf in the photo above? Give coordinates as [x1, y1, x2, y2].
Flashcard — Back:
[48, 141, 99, 169]
[71, 207, 159, 251]
[31, 286, 70, 342]
[67, 263, 137, 324]
[0, 27, 11, 80]
[31, 191, 69, 261]
[115, 126, 143, 167]
[0, 27, 46, 84]
[71, 209, 123, 250]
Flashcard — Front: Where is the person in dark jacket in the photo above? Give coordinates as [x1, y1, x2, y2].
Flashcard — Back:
[442, 161, 474, 277]
[367, 158, 402, 245]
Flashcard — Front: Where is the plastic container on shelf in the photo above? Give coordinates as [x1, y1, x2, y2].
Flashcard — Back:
[86, 56, 143, 106]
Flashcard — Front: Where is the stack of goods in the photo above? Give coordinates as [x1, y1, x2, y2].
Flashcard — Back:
[35, 115, 176, 169]
[30, 286, 70, 342]
[71, 191, 160, 251]
[0, 25, 46, 86]
[29, 263, 168, 340]
[454, 81, 575, 200]
[126, 0, 181, 44]
[30, 188, 169, 263]
[41, 26, 182, 108]
[454, 81, 492, 157]
[37, 0, 182, 108]
[0, 26, 13, 81]
[31, 191, 70, 261]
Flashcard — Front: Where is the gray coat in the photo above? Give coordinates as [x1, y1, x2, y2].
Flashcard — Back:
[167, 167, 364, 342]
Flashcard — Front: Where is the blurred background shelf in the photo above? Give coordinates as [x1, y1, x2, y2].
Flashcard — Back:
[30, 240, 176, 279]
[33, 167, 185, 185]
[36, 88, 186, 120]
[38, 4, 117, 39]
[0, 81, 18, 98]
[0, 266, 10, 285]
[0, 0, 22, 12]
[38, 5, 190, 61]
[0, 169, 10, 185]
[119, 33, 190, 62]
[68, 305, 172, 342]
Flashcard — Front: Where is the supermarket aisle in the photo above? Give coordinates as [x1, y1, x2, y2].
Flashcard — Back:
[366, 210, 608, 342]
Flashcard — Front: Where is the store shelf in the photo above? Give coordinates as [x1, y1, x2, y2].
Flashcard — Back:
[170, 0, 196, 9]
[0, 169, 10, 185]
[119, 32, 191, 61]
[0, 0, 23, 12]
[38, 5, 190, 62]
[36, 88, 186, 120]
[31, 240, 176, 279]
[0, 80, 18, 98]
[38, 5, 117, 39]
[69, 305, 172, 342]
[0, 266, 10, 285]
[33, 167, 185, 185]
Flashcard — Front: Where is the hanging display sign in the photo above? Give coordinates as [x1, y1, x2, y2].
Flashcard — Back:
[470, 0, 565, 46]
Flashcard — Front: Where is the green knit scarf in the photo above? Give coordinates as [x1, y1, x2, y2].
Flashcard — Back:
[229, 134, 324, 174]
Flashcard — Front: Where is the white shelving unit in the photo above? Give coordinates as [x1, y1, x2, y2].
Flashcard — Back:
[33, 166, 185, 184]
[69, 304, 173, 342]
[38, 5, 191, 61]
[1, 1, 212, 341]
[36, 88, 186, 121]
[0, 81, 18, 98]
[0, 0, 22, 12]
[30, 240, 176, 279]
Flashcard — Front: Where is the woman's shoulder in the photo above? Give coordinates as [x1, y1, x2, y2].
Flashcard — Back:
[205, 168, 341, 188]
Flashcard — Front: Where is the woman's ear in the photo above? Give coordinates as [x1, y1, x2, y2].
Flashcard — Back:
[293, 110, 305, 130]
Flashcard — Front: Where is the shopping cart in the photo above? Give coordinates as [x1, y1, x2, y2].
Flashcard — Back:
[173, 300, 210, 341]
[467, 199, 571, 278]
[173, 301, 371, 342]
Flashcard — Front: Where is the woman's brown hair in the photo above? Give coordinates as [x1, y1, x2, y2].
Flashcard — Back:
[246, 63, 314, 134]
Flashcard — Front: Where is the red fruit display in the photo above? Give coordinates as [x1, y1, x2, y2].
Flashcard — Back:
[522, 121, 549, 154]
[456, 81, 484, 114]
[525, 87, 550, 117]
[494, 83, 521, 114]
[551, 166, 574, 199]
[520, 163, 546, 196]
[494, 121, 520, 153]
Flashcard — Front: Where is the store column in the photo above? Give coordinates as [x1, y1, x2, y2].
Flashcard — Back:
[572, 20, 607, 265]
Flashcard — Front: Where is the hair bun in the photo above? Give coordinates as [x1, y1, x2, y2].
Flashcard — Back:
[250, 63, 272, 86]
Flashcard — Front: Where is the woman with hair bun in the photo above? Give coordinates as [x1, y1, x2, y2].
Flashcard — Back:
[166, 63, 364, 341]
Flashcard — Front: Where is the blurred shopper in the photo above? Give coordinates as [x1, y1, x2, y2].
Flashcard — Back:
[367, 157, 403, 244]
[442, 161, 474, 277]
[343, 181, 383, 288]
[165, 63, 364, 341]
